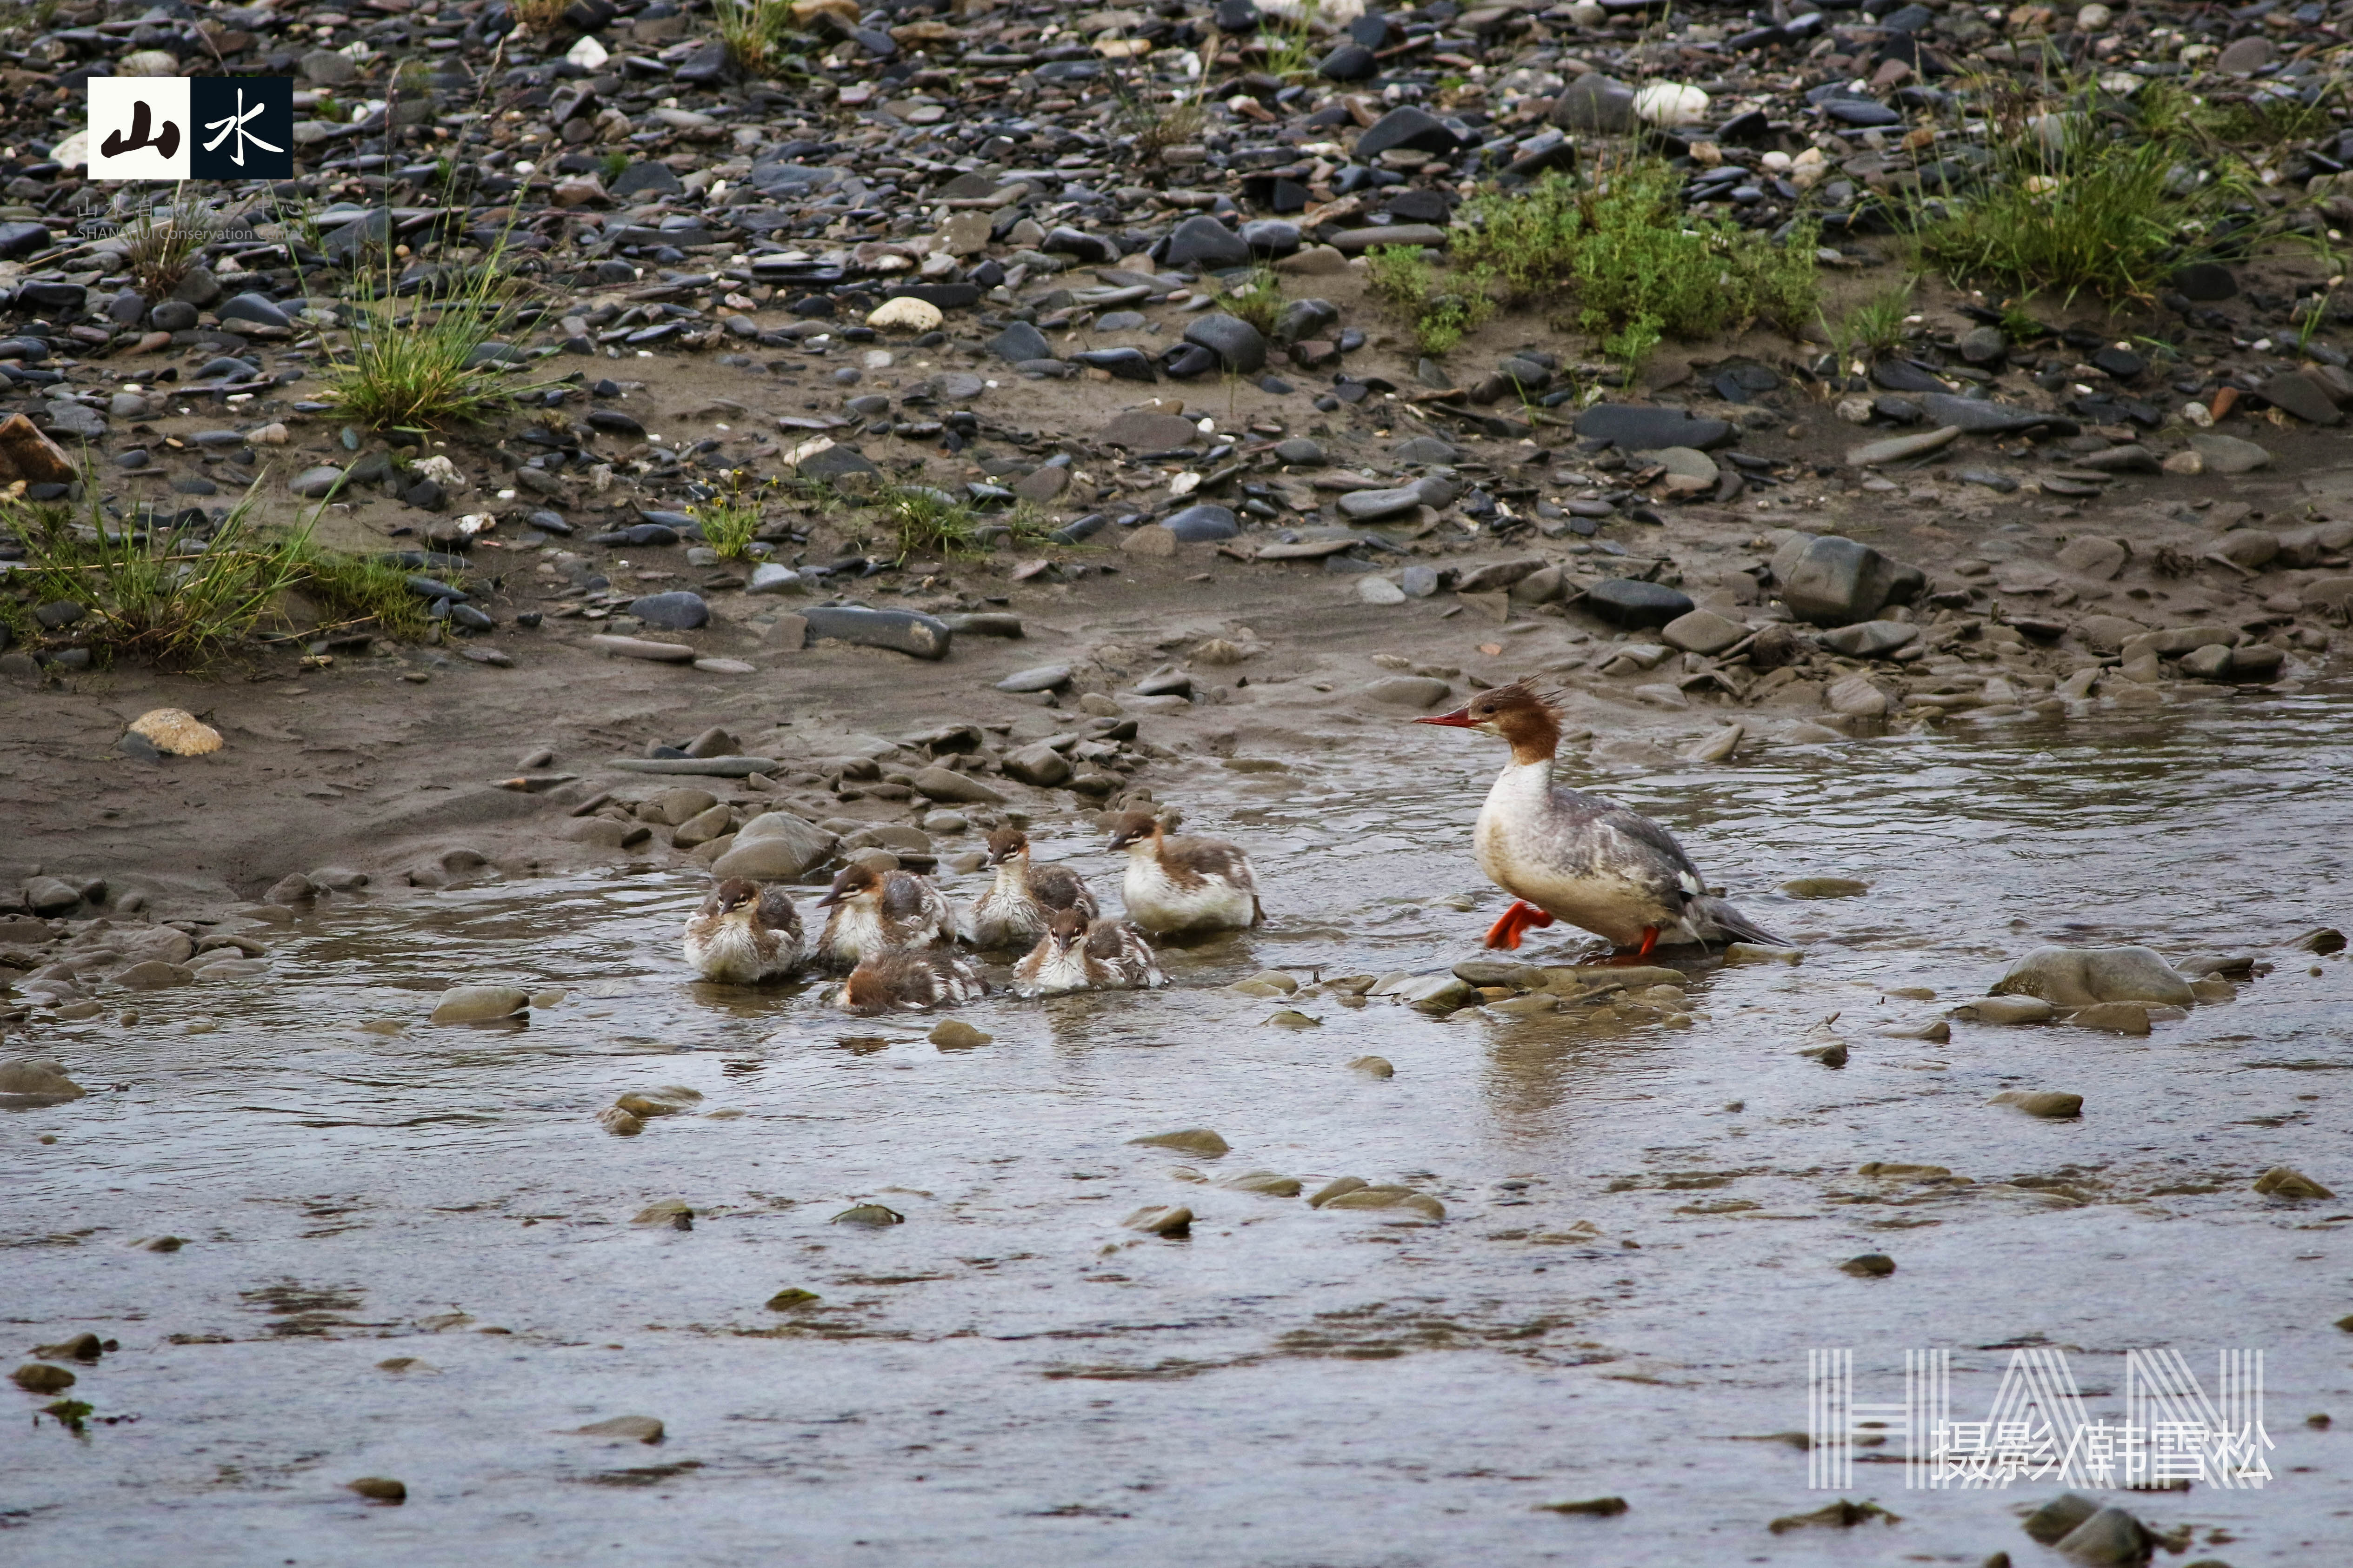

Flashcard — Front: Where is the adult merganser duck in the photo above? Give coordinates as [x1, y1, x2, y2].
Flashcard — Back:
[1106, 810, 1263, 934]
[682, 877, 806, 983]
[1414, 679, 1787, 956]
[1012, 907, 1167, 997]
[836, 949, 987, 1015]
[968, 827, 1099, 949]
[813, 862, 955, 970]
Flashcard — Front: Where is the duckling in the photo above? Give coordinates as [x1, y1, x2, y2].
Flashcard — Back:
[968, 826, 1099, 949]
[836, 949, 987, 1015]
[813, 862, 955, 971]
[1107, 810, 1263, 934]
[682, 877, 806, 983]
[1012, 907, 1167, 997]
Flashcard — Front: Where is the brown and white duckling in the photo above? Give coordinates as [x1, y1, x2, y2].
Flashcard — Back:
[835, 948, 987, 1015]
[682, 877, 806, 983]
[1414, 678, 1787, 956]
[1012, 907, 1167, 997]
[968, 826, 1099, 949]
[1107, 810, 1262, 934]
[813, 862, 956, 971]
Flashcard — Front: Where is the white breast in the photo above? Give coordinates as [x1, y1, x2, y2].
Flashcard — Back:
[1472, 760, 1664, 947]
[970, 871, 1042, 949]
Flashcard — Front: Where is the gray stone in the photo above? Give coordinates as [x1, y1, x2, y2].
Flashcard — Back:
[1337, 478, 1453, 521]
[290, 465, 345, 498]
[1847, 425, 1960, 466]
[1181, 313, 1267, 374]
[216, 292, 291, 330]
[1273, 437, 1326, 465]
[747, 564, 803, 595]
[1826, 673, 1891, 718]
[1400, 564, 1440, 597]
[995, 664, 1072, 692]
[1000, 741, 1073, 786]
[1363, 675, 1451, 707]
[1355, 105, 1462, 160]
[430, 985, 529, 1023]
[803, 606, 952, 659]
[2191, 433, 2272, 474]
[1550, 72, 1638, 133]
[1772, 534, 1917, 627]
[912, 767, 1006, 805]
[1163, 214, 1251, 270]
[1583, 578, 1694, 629]
[2260, 371, 2343, 426]
[1163, 505, 1239, 543]
[1391, 436, 1462, 465]
[711, 811, 835, 879]
[1992, 946, 2195, 1008]
[2215, 34, 2274, 74]
[43, 401, 104, 440]
[1358, 575, 1406, 605]
[1817, 620, 1918, 658]
[21, 875, 80, 914]
[988, 321, 1052, 363]
[2053, 1506, 2153, 1565]
[1661, 609, 1747, 656]
[1573, 404, 1734, 451]
[2023, 1493, 2104, 1546]
[1329, 225, 1448, 254]
[627, 591, 709, 630]
[1916, 393, 2078, 436]
[1101, 410, 1200, 449]
[0, 1057, 85, 1101]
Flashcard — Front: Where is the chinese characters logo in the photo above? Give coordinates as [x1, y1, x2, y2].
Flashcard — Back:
[1808, 1347, 2274, 1490]
[88, 77, 293, 182]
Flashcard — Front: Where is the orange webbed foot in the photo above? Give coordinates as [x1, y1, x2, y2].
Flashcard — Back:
[1482, 901, 1555, 950]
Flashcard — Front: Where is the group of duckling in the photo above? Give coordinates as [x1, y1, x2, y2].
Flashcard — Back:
[683, 810, 1264, 1016]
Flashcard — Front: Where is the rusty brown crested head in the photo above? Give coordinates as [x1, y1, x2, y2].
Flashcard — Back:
[1413, 678, 1566, 765]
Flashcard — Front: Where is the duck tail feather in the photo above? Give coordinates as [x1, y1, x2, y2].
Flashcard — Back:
[1699, 897, 1788, 949]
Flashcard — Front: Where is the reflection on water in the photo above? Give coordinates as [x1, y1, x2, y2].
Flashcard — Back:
[7, 683, 2351, 1564]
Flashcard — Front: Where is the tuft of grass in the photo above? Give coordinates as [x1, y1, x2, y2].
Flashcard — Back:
[878, 485, 985, 561]
[694, 490, 765, 559]
[1366, 243, 1494, 358]
[1453, 164, 1820, 370]
[1214, 266, 1284, 336]
[598, 148, 631, 184]
[1258, 10, 1320, 80]
[713, 0, 787, 75]
[322, 247, 542, 431]
[508, 0, 567, 34]
[1133, 99, 1207, 161]
[114, 185, 211, 300]
[1914, 129, 2193, 303]
[1824, 282, 1913, 366]
[7, 490, 307, 669]
[290, 540, 429, 638]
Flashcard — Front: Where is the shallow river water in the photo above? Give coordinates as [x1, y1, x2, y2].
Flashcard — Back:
[8, 681, 2352, 1566]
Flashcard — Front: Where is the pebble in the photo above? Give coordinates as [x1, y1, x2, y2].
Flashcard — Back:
[127, 708, 223, 757]
[1781, 877, 1867, 898]
[1128, 1128, 1230, 1158]
[1949, 996, 2057, 1025]
[589, 635, 697, 664]
[573, 1415, 665, 1444]
[1122, 1205, 1194, 1236]
[1992, 947, 2195, 1008]
[429, 985, 529, 1024]
[346, 1478, 407, 1504]
[802, 607, 953, 660]
[2253, 1166, 2334, 1200]
[929, 1020, 991, 1050]
[1991, 1090, 2084, 1118]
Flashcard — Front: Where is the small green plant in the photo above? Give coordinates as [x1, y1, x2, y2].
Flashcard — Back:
[1214, 266, 1284, 336]
[1453, 163, 1819, 369]
[598, 148, 631, 185]
[42, 1399, 92, 1433]
[1824, 282, 1913, 366]
[323, 246, 541, 430]
[713, 0, 786, 75]
[877, 485, 984, 561]
[111, 184, 211, 300]
[1916, 133, 2191, 303]
[1366, 243, 1495, 357]
[694, 488, 765, 560]
[8, 490, 307, 669]
[1998, 297, 2049, 340]
[289, 539, 429, 638]
[1133, 98, 1207, 161]
[1258, 11, 1320, 80]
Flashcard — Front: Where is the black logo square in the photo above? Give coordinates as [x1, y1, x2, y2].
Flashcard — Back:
[187, 77, 293, 181]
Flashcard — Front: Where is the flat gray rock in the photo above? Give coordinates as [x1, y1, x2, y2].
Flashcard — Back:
[804, 605, 953, 659]
[608, 756, 784, 776]
[1847, 426, 1959, 466]
[995, 664, 1072, 692]
[1916, 393, 2079, 436]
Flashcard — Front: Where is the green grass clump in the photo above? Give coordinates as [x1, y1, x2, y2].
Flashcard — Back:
[508, 0, 567, 33]
[113, 185, 211, 301]
[1214, 267, 1285, 337]
[1825, 282, 1913, 366]
[598, 149, 631, 185]
[290, 541, 429, 638]
[324, 250, 539, 431]
[1915, 133, 2187, 303]
[8, 492, 306, 669]
[1366, 244, 1494, 357]
[713, 0, 787, 74]
[1453, 164, 1819, 369]
[878, 486, 985, 561]
[694, 492, 765, 560]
